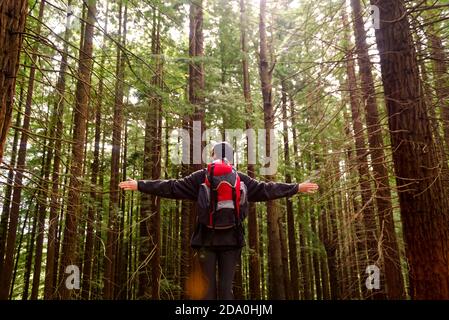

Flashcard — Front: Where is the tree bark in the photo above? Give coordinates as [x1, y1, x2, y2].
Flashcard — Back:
[104, 0, 127, 299]
[182, 0, 205, 299]
[0, 0, 28, 163]
[343, 10, 382, 298]
[279, 211, 291, 299]
[22, 209, 38, 300]
[0, 0, 44, 299]
[426, 21, 449, 152]
[319, 206, 332, 300]
[0, 84, 23, 277]
[281, 82, 300, 299]
[310, 212, 323, 300]
[10, 200, 31, 299]
[290, 97, 311, 300]
[321, 170, 340, 299]
[239, 0, 261, 300]
[189, 0, 205, 169]
[350, 0, 405, 299]
[371, 0, 449, 299]
[80, 0, 108, 300]
[58, 0, 96, 299]
[342, 107, 364, 299]
[259, 0, 285, 300]
[31, 131, 54, 299]
[138, 7, 165, 300]
[44, 0, 73, 299]
[346, 54, 380, 299]
[258, 210, 266, 299]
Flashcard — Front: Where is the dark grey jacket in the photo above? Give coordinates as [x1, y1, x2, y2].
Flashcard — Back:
[138, 169, 299, 248]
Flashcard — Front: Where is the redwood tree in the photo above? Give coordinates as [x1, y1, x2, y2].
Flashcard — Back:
[239, 0, 261, 300]
[139, 7, 163, 300]
[58, 0, 96, 299]
[0, 0, 28, 163]
[104, 0, 127, 299]
[371, 0, 449, 299]
[182, 0, 206, 299]
[281, 81, 300, 299]
[259, 0, 286, 299]
[0, 0, 44, 300]
[350, 0, 405, 299]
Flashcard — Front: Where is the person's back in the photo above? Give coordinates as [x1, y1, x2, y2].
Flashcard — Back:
[119, 141, 319, 299]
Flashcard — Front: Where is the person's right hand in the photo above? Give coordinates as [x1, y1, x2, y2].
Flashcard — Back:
[119, 179, 138, 191]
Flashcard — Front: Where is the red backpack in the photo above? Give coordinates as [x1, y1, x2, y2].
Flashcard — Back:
[197, 160, 248, 229]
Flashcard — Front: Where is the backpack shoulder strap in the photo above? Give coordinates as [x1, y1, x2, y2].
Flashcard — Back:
[209, 163, 217, 230]
[231, 167, 241, 222]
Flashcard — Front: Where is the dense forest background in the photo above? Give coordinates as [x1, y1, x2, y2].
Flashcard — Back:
[1, 0, 449, 300]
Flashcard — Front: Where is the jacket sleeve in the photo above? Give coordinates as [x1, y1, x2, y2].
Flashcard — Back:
[238, 172, 299, 202]
[137, 169, 205, 200]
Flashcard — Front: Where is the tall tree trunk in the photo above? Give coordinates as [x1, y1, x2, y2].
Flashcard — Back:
[139, 7, 163, 300]
[259, 0, 285, 299]
[304, 207, 316, 298]
[81, 0, 108, 300]
[0, 0, 28, 163]
[54, 154, 72, 298]
[149, 10, 163, 300]
[104, 0, 126, 299]
[342, 107, 364, 299]
[0, 0, 45, 299]
[126, 169, 135, 299]
[318, 206, 331, 300]
[346, 55, 380, 299]
[173, 201, 180, 298]
[290, 97, 310, 299]
[31, 131, 54, 299]
[44, 0, 72, 299]
[32, 37, 69, 296]
[239, 0, 261, 300]
[258, 210, 266, 299]
[117, 118, 129, 299]
[22, 209, 38, 300]
[179, 170, 192, 298]
[0, 84, 23, 276]
[343, 11, 382, 298]
[93, 132, 106, 299]
[183, 0, 205, 299]
[321, 169, 340, 299]
[279, 212, 291, 299]
[189, 0, 205, 168]
[371, 0, 449, 299]
[426, 21, 449, 152]
[58, 0, 96, 299]
[281, 82, 300, 299]
[10, 201, 31, 299]
[415, 37, 447, 168]
[310, 212, 323, 300]
[350, 0, 405, 299]
[332, 174, 347, 297]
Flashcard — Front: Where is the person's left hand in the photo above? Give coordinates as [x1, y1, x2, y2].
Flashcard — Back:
[298, 182, 319, 194]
